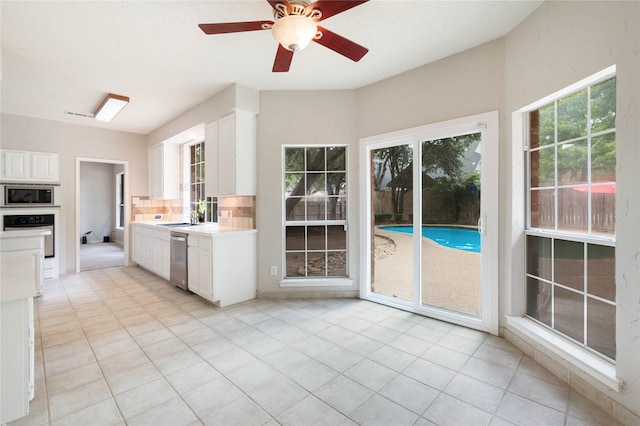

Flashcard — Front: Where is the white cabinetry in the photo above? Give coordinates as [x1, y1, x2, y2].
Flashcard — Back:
[1, 150, 59, 182]
[154, 229, 170, 280]
[131, 223, 257, 307]
[187, 235, 213, 301]
[148, 143, 179, 200]
[1, 230, 47, 424]
[187, 231, 256, 307]
[131, 224, 170, 280]
[132, 226, 144, 265]
[205, 111, 256, 196]
[30, 152, 58, 181]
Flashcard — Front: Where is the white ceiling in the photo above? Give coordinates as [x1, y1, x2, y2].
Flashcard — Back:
[1, 0, 542, 135]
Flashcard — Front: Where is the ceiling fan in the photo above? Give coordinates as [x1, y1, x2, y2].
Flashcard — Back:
[198, 0, 369, 72]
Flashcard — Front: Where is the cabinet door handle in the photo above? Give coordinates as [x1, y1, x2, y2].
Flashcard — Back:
[477, 216, 486, 235]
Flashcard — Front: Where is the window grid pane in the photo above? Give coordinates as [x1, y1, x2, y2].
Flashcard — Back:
[525, 76, 616, 361]
[189, 141, 216, 222]
[284, 146, 348, 279]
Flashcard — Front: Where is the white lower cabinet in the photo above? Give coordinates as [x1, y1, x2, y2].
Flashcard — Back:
[132, 227, 144, 265]
[131, 224, 170, 280]
[187, 232, 256, 307]
[160, 237, 170, 280]
[188, 235, 213, 301]
[153, 229, 170, 280]
[1, 231, 46, 424]
[131, 223, 257, 307]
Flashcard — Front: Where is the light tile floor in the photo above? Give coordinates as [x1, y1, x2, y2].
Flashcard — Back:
[9, 266, 621, 426]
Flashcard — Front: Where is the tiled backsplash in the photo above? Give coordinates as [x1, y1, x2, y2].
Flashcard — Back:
[218, 196, 256, 229]
[131, 195, 256, 229]
[130, 196, 184, 222]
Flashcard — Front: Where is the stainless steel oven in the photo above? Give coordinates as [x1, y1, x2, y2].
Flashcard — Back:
[3, 214, 55, 258]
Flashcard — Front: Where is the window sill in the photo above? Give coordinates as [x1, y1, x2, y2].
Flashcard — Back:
[279, 278, 354, 288]
[505, 316, 622, 392]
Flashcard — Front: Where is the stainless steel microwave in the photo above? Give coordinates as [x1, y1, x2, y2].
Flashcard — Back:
[1, 184, 61, 207]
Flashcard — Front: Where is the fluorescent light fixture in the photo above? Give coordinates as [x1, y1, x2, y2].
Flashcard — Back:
[94, 93, 129, 122]
[271, 15, 317, 52]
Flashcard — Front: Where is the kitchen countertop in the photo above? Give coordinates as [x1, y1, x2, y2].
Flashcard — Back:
[0, 229, 51, 239]
[131, 221, 257, 236]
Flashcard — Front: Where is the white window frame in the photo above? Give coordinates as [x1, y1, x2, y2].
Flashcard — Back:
[115, 171, 125, 229]
[359, 111, 499, 335]
[508, 65, 623, 391]
[181, 141, 217, 223]
[280, 144, 353, 288]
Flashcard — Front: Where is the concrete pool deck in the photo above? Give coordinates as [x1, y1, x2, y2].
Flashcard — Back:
[373, 228, 482, 316]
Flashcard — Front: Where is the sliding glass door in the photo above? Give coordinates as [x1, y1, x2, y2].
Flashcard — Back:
[420, 132, 482, 317]
[362, 113, 498, 333]
[370, 141, 415, 301]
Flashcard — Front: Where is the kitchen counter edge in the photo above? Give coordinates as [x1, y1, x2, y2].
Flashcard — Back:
[131, 222, 257, 236]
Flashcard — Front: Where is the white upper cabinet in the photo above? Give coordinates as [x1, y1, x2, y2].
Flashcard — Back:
[204, 120, 219, 197]
[30, 152, 58, 181]
[1, 150, 59, 182]
[148, 143, 179, 200]
[205, 110, 256, 196]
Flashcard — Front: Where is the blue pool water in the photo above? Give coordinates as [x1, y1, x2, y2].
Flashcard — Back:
[382, 226, 481, 253]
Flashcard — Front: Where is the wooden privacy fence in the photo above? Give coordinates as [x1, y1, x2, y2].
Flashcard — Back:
[532, 189, 615, 233]
[373, 189, 480, 226]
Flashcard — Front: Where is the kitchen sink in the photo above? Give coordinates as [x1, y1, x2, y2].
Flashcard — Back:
[159, 222, 200, 227]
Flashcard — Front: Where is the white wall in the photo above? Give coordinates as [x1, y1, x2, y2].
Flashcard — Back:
[0, 113, 148, 274]
[64, 125, 147, 273]
[356, 38, 505, 138]
[352, 3, 639, 420]
[146, 83, 259, 148]
[2, 1, 637, 420]
[79, 162, 114, 243]
[257, 90, 359, 298]
[254, 41, 504, 298]
[502, 1, 639, 422]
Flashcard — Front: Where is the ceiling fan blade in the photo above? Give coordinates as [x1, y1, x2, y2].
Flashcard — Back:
[273, 44, 294, 72]
[267, 0, 292, 14]
[306, 0, 369, 21]
[198, 21, 273, 35]
[313, 26, 368, 62]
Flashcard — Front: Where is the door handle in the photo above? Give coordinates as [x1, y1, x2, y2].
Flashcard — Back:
[477, 216, 486, 235]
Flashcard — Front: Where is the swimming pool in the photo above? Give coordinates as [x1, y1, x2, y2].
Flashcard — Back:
[381, 226, 481, 253]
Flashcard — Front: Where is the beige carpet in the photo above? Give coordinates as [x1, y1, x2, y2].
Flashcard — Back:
[80, 242, 124, 271]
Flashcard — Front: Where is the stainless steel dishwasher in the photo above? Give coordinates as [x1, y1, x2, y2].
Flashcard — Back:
[170, 232, 188, 290]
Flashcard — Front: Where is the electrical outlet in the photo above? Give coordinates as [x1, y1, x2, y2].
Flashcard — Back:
[270, 266, 277, 276]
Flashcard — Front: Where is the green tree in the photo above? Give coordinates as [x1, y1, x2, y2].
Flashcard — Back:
[372, 133, 478, 216]
[534, 77, 616, 185]
[421, 133, 478, 178]
[284, 147, 346, 220]
[373, 145, 413, 216]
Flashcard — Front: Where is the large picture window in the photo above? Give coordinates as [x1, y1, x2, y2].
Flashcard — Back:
[284, 146, 347, 278]
[525, 75, 616, 360]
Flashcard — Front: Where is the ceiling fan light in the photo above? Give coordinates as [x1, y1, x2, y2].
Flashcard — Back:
[272, 15, 317, 52]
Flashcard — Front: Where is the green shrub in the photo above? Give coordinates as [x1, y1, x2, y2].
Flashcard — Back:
[374, 214, 393, 224]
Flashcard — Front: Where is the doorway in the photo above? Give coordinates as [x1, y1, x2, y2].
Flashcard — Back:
[361, 112, 498, 334]
[75, 158, 130, 273]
